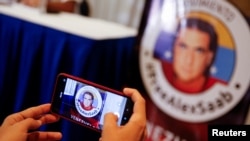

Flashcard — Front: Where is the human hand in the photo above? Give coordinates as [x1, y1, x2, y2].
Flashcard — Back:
[0, 103, 62, 141]
[100, 88, 147, 141]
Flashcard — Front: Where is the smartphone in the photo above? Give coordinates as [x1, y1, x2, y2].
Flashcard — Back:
[50, 73, 134, 132]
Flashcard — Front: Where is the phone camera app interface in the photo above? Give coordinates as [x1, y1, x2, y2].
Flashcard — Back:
[57, 78, 129, 130]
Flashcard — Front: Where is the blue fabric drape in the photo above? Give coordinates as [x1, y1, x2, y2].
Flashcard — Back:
[0, 13, 136, 141]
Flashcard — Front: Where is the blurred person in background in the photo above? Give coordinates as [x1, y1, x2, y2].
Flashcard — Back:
[19, 0, 89, 16]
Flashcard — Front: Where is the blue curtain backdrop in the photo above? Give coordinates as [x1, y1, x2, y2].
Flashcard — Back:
[0, 13, 137, 141]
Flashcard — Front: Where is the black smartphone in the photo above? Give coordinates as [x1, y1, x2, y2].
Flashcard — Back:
[50, 73, 133, 132]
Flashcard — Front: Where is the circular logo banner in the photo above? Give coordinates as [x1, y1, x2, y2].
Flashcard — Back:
[140, 0, 250, 123]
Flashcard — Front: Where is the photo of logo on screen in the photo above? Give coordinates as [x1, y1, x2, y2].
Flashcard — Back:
[75, 85, 103, 118]
[59, 78, 129, 130]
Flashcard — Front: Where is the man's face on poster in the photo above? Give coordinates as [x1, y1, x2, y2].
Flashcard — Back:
[173, 27, 214, 83]
[83, 93, 93, 108]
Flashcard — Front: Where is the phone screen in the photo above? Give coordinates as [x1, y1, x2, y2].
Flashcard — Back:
[50, 73, 133, 132]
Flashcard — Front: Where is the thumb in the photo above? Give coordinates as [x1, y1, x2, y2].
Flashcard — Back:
[102, 113, 118, 131]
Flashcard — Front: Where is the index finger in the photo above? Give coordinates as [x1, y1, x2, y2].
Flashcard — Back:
[18, 103, 51, 118]
[3, 103, 51, 126]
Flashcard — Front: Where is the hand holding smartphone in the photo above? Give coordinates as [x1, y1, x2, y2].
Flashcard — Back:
[50, 73, 133, 132]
